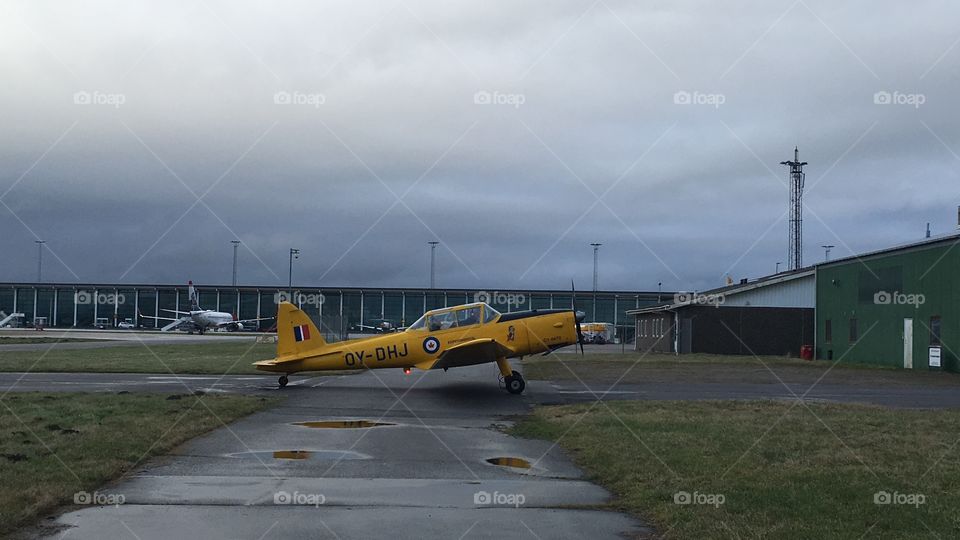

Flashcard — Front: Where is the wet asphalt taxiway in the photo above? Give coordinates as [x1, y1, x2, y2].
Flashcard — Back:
[15, 365, 650, 540]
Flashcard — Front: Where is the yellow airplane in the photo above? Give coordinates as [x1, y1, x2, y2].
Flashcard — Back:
[254, 301, 585, 394]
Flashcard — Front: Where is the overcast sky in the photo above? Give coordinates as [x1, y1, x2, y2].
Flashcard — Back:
[1, 1, 958, 292]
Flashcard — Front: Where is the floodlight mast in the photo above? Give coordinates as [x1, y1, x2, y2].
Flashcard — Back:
[780, 147, 808, 271]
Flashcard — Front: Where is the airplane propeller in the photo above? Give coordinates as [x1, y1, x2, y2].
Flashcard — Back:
[570, 280, 585, 355]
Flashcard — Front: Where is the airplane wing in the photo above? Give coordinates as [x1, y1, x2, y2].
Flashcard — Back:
[235, 316, 274, 323]
[212, 316, 274, 328]
[160, 308, 194, 315]
[138, 312, 184, 322]
[415, 338, 514, 371]
[138, 311, 192, 331]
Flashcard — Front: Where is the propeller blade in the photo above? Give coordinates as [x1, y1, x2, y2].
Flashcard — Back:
[576, 319, 584, 355]
[572, 280, 584, 355]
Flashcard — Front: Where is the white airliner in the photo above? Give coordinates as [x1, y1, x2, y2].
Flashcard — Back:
[139, 281, 272, 333]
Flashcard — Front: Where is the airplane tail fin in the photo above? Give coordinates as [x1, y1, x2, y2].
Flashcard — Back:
[188, 281, 200, 311]
[276, 302, 327, 357]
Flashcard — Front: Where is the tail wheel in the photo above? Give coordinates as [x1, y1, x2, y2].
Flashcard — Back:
[278, 375, 289, 388]
[505, 370, 525, 395]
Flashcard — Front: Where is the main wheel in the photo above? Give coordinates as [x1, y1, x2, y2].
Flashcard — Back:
[505, 370, 525, 394]
[278, 375, 289, 388]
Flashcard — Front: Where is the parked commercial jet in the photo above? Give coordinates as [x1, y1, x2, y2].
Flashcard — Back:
[139, 281, 272, 333]
[254, 299, 585, 394]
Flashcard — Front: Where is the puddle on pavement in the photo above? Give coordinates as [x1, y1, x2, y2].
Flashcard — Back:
[486, 457, 532, 469]
[229, 450, 367, 461]
[293, 420, 394, 429]
[273, 451, 311, 460]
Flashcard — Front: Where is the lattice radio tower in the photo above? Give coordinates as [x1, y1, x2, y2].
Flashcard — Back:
[780, 147, 807, 270]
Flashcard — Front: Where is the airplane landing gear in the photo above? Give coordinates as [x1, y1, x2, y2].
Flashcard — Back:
[278, 375, 289, 388]
[496, 357, 525, 395]
[505, 370, 525, 395]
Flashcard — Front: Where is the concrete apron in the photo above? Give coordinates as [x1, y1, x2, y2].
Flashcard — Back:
[37, 364, 649, 539]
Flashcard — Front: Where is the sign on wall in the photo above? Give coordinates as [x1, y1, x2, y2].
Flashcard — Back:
[929, 346, 942, 369]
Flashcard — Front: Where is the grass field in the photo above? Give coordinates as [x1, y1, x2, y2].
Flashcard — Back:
[0, 392, 278, 534]
[0, 337, 103, 344]
[511, 400, 960, 539]
[0, 342, 276, 375]
[522, 352, 960, 388]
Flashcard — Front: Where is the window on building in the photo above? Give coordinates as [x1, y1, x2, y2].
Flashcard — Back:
[849, 318, 858, 342]
[930, 316, 941, 346]
[825, 319, 832, 343]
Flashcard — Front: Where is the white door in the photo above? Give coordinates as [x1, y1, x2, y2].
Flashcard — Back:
[903, 318, 913, 369]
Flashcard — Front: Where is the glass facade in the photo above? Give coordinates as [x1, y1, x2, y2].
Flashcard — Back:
[0, 283, 666, 329]
[56, 289, 74, 326]
[0, 288, 13, 315]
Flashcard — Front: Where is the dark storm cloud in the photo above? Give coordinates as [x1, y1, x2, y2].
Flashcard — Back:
[1, 1, 958, 292]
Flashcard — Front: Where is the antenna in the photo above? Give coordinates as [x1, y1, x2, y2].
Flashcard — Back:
[780, 147, 807, 270]
[821, 244, 834, 262]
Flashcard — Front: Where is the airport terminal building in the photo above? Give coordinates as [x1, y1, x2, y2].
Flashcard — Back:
[0, 282, 666, 338]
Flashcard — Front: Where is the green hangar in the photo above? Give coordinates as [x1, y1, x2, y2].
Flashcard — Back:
[816, 233, 960, 372]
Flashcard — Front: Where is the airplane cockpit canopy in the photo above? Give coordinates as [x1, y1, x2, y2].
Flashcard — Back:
[406, 303, 500, 332]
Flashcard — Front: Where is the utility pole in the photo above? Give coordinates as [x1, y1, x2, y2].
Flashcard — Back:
[821, 244, 834, 262]
[780, 147, 808, 270]
[35, 240, 45, 282]
[231, 240, 240, 287]
[590, 243, 602, 321]
[288, 248, 300, 297]
[428, 241, 439, 289]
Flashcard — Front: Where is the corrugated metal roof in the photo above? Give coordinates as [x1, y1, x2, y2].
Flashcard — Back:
[815, 232, 960, 269]
[627, 268, 815, 315]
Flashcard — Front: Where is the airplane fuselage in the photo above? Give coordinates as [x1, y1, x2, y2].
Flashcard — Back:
[256, 308, 577, 374]
[188, 310, 238, 330]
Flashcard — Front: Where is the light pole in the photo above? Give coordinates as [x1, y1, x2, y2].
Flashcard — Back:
[821, 245, 834, 262]
[288, 248, 300, 296]
[428, 241, 439, 289]
[590, 243, 602, 321]
[231, 240, 240, 287]
[35, 240, 45, 282]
